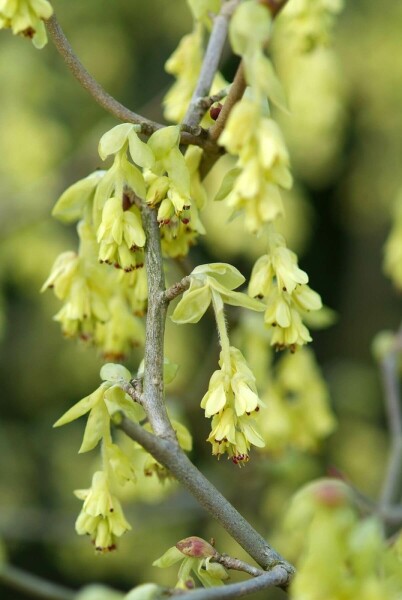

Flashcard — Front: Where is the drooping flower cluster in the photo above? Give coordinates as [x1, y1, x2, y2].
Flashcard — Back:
[215, 1, 291, 232]
[249, 229, 322, 349]
[54, 364, 141, 551]
[75, 471, 132, 553]
[144, 127, 206, 258]
[42, 222, 145, 357]
[42, 120, 208, 356]
[153, 536, 228, 590]
[0, 0, 53, 48]
[201, 347, 265, 463]
[218, 99, 292, 233]
[172, 263, 266, 462]
[284, 479, 402, 600]
[260, 348, 336, 453]
[214, 0, 336, 352]
[54, 362, 193, 551]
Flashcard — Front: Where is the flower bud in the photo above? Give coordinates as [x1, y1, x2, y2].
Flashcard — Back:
[209, 103, 223, 121]
[176, 536, 216, 559]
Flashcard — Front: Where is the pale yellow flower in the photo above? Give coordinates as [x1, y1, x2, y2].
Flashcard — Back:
[0, 0, 53, 48]
[219, 99, 292, 232]
[249, 230, 322, 350]
[201, 347, 265, 463]
[75, 471, 131, 553]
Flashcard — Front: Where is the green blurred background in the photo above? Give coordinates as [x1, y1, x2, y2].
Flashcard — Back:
[0, 0, 401, 597]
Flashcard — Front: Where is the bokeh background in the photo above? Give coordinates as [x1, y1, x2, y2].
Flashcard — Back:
[0, 0, 401, 597]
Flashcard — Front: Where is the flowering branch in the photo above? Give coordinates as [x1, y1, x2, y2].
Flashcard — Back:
[117, 413, 295, 579]
[182, 0, 241, 128]
[172, 565, 288, 599]
[0, 564, 74, 600]
[379, 328, 402, 512]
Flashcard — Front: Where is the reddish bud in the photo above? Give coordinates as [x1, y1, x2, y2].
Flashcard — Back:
[176, 536, 216, 558]
[209, 103, 223, 121]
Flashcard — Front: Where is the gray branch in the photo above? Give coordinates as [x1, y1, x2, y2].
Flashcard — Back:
[141, 205, 178, 442]
[172, 565, 288, 599]
[117, 414, 294, 578]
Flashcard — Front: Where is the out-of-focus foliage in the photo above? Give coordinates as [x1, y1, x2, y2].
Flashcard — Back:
[0, 0, 401, 598]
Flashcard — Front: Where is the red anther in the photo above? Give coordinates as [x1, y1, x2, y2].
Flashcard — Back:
[23, 27, 35, 39]
[181, 218, 190, 224]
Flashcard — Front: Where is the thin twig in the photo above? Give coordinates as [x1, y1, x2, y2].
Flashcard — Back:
[164, 277, 191, 302]
[172, 565, 289, 599]
[208, 62, 246, 144]
[45, 15, 162, 136]
[45, 15, 210, 149]
[196, 87, 230, 112]
[183, 0, 241, 129]
[200, 62, 245, 178]
[118, 379, 143, 405]
[214, 554, 264, 578]
[0, 564, 75, 600]
[379, 328, 402, 510]
[117, 414, 295, 577]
